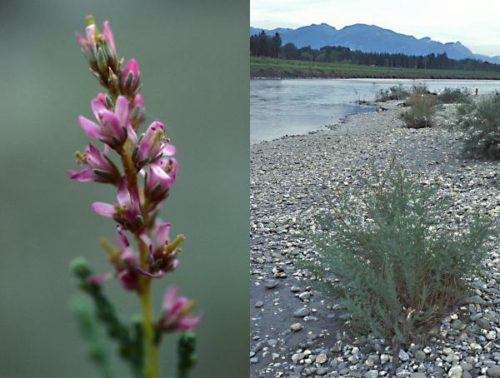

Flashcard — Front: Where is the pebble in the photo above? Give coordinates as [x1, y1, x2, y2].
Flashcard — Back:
[290, 323, 303, 332]
[264, 280, 279, 289]
[488, 366, 500, 377]
[399, 350, 410, 362]
[315, 353, 327, 364]
[293, 307, 310, 317]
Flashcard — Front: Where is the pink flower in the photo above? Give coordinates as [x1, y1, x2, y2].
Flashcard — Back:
[92, 179, 144, 232]
[121, 58, 141, 96]
[141, 220, 184, 277]
[68, 144, 120, 184]
[130, 94, 145, 126]
[144, 157, 178, 205]
[133, 121, 176, 168]
[79, 95, 131, 149]
[157, 287, 202, 332]
[86, 227, 141, 291]
[76, 19, 116, 53]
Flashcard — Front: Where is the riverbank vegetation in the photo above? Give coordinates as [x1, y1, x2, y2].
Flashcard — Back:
[309, 161, 495, 372]
[251, 57, 500, 79]
[251, 32, 500, 79]
[457, 95, 500, 159]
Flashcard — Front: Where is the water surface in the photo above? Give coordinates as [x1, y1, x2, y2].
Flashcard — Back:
[251, 78, 500, 143]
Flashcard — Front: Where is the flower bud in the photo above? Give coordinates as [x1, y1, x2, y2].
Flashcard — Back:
[121, 59, 141, 97]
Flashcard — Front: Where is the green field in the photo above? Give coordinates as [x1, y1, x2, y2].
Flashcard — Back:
[251, 57, 500, 80]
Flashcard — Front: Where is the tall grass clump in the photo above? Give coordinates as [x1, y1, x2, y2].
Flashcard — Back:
[457, 95, 500, 159]
[377, 84, 411, 101]
[437, 87, 471, 104]
[308, 162, 494, 365]
[402, 94, 436, 128]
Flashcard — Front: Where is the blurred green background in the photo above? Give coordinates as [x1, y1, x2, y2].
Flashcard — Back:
[0, 0, 249, 377]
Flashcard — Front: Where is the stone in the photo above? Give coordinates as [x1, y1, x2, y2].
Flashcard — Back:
[255, 300, 264, 308]
[293, 307, 310, 317]
[380, 354, 391, 364]
[487, 366, 500, 377]
[250, 357, 258, 364]
[415, 350, 426, 362]
[290, 323, 303, 332]
[399, 350, 410, 361]
[448, 365, 462, 378]
[476, 318, 490, 329]
[315, 353, 327, 364]
[292, 353, 304, 363]
[264, 280, 279, 289]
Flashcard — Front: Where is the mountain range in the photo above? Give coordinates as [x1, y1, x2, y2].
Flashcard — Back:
[250, 23, 500, 64]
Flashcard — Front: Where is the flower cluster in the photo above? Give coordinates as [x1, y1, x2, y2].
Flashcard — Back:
[70, 17, 200, 354]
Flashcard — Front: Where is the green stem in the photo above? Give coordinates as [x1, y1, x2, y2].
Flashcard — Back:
[120, 147, 159, 378]
[137, 238, 160, 378]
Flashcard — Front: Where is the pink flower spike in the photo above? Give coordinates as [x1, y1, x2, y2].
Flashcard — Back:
[102, 21, 116, 53]
[91, 202, 115, 218]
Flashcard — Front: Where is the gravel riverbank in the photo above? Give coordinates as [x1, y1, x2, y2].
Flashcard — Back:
[250, 101, 499, 377]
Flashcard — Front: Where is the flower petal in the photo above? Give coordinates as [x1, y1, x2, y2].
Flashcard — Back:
[114, 96, 129, 127]
[91, 202, 115, 218]
[102, 21, 116, 52]
[86, 272, 112, 284]
[79, 116, 101, 139]
[116, 179, 129, 206]
[161, 143, 176, 157]
[91, 93, 107, 120]
[154, 220, 172, 246]
[116, 226, 130, 248]
[67, 168, 95, 182]
[177, 314, 203, 331]
[162, 286, 178, 310]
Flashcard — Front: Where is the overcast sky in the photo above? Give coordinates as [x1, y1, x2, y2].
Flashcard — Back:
[251, 0, 500, 56]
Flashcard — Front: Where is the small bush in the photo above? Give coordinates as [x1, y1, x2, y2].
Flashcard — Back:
[437, 87, 471, 104]
[411, 85, 430, 96]
[457, 95, 500, 159]
[402, 95, 436, 128]
[377, 84, 411, 101]
[308, 162, 494, 347]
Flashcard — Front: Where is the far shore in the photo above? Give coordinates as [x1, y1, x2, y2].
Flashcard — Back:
[251, 57, 500, 80]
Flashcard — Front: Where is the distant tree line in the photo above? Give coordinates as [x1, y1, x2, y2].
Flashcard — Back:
[250, 31, 500, 72]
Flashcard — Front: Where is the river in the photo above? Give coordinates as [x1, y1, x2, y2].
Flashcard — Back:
[251, 78, 500, 143]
